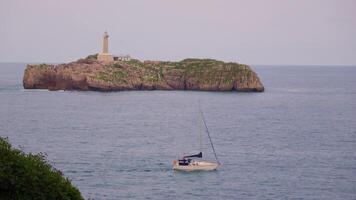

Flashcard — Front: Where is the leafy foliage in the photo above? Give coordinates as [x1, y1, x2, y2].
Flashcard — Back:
[0, 137, 84, 200]
[85, 54, 98, 60]
[92, 58, 250, 86]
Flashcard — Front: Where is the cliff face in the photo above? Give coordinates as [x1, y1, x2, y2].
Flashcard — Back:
[23, 58, 264, 92]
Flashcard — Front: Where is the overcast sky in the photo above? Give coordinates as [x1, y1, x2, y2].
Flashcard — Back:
[0, 0, 355, 65]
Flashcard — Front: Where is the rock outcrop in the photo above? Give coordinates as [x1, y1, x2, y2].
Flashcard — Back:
[23, 57, 264, 92]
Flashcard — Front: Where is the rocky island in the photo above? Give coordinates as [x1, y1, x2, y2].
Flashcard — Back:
[23, 31, 263, 92]
[23, 55, 264, 92]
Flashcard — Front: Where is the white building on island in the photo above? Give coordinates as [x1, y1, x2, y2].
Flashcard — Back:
[97, 31, 131, 62]
[114, 54, 131, 61]
[97, 31, 114, 62]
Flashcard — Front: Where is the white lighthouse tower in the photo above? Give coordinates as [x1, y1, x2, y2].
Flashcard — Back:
[97, 31, 114, 62]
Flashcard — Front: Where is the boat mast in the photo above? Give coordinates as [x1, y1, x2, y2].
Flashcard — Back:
[199, 103, 220, 165]
[199, 113, 203, 153]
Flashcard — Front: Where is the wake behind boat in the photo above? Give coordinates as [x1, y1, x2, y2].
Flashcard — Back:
[173, 103, 221, 172]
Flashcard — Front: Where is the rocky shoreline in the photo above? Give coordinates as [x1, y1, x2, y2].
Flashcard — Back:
[23, 56, 264, 92]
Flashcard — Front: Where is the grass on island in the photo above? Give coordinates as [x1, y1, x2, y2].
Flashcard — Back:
[0, 137, 84, 200]
[90, 57, 253, 85]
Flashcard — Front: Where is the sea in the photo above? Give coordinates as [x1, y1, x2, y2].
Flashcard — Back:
[0, 63, 355, 200]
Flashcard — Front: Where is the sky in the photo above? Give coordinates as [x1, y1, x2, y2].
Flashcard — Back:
[0, 0, 355, 65]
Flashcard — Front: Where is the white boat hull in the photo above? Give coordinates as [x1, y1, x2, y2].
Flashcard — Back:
[173, 160, 219, 171]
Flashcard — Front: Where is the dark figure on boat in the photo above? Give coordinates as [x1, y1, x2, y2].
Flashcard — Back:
[178, 158, 192, 166]
[178, 152, 202, 166]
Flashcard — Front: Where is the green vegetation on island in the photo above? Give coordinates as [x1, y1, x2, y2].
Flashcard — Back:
[0, 137, 84, 200]
[90, 58, 258, 87]
[23, 56, 264, 92]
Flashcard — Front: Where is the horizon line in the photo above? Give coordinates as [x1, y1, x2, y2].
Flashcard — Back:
[0, 61, 355, 67]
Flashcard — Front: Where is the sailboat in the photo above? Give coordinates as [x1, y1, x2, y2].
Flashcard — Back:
[173, 104, 221, 171]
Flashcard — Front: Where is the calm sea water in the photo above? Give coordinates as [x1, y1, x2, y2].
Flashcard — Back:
[0, 63, 355, 200]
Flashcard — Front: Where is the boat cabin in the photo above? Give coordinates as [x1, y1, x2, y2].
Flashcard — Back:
[178, 158, 192, 166]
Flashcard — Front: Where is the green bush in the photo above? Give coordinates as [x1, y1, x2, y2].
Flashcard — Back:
[85, 54, 98, 60]
[0, 137, 84, 200]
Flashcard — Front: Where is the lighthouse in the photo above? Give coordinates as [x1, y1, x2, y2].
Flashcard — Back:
[97, 31, 114, 62]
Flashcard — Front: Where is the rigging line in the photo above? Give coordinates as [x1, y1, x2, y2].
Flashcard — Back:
[199, 103, 220, 165]
[199, 115, 202, 152]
